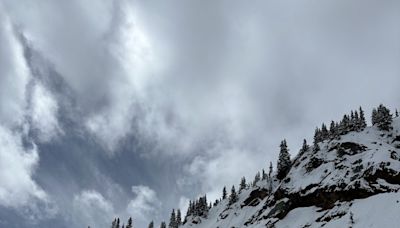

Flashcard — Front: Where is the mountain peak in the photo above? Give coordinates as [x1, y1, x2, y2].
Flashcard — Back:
[180, 111, 400, 228]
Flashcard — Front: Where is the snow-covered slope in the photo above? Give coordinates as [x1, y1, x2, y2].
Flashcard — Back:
[182, 117, 400, 228]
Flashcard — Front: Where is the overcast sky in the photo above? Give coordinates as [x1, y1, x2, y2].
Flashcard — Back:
[0, 0, 400, 227]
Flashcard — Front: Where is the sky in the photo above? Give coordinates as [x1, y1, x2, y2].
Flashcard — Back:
[0, 0, 399, 227]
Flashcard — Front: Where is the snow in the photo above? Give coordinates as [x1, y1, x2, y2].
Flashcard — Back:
[181, 117, 400, 228]
[275, 192, 400, 228]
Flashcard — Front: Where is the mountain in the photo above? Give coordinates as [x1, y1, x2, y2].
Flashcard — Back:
[181, 109, 400, 228]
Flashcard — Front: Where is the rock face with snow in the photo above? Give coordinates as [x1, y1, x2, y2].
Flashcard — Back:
[182, 117, 400, 228]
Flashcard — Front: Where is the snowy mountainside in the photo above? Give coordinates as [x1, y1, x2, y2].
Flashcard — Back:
[182, 116, 400, 228]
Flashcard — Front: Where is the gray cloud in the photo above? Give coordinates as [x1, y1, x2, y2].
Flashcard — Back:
[0, 0, 400, 227]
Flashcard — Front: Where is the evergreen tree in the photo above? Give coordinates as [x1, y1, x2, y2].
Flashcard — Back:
[176, 209, 182, 226]
[277, 140, 291, 180]
[359, 107, 367, 130]
[299, 139, 309, 155]
[222, 186, 227, 200]
[126, 217, 133, 228]
[213, 199, 219, 207]
[239, 177, 247, 193]
[186, 201, 192, 217]
[329, 121, 336, 138]
[349, 111, 355, 131]
[321, 123, 329, 140]
[229, 185, 238, 205]
[160, 222, 167, 228]
[372, 108, 378, 126]
[116, 218, 120, 228]
[112, 218, 117, 228]
[339, 115, 350, 134]
[262, 169, 267, 180]
[148, 221, 154, 228]
[268, 162, 273, 193]
[396, 109, 399, 117]
[313, 141, 320, 153]
[253, 172, 261, 186]
[268, 162, 273, 178]
[169, 209, 176, 228]
[373, 104, 393, 131]
[314, 128, 322, 143]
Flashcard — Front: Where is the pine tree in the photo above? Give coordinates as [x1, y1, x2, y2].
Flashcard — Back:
[126, 217, 133, 228]
[313, 141, 320, 153]
[269, 162, 273, 178]
[321, 123, 329, 140]
[329, 121, 336, 138]
[229, 185, 238, 205]
[253, 172, 261, 186]
[314, 128, 322, 143]
[339, 115, 350, 134]
[176, 209, 182, 226]
[239, 177, 246, 193]
[222, 186, 227, 200]
[277, 139, 291, 180]
[372, 108, 378, 126]
[396, 109, 399, 117]
[112, 218, 117, 228]
[148, 221, 154, 228]
[349, 111, 355, 131]
[359, 107, 367, 130]
[116, 218, 120, 228]
[262, 169, 267, 180]
[213, 199, 219, 207]
[299, 139, 309, 155]
[373, 104, 393, 131]
[169, 209, 176, 228]
[160, 222, 167, 228]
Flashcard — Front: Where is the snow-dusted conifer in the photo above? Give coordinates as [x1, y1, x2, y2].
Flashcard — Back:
[396, 109, 399, 117]
[262, 169, 267, 180]
[126, 217, 133, 228]
[314, 128, 322, 143]
[359, 107, 367, 130]
[160, 222, 167, 228]
[373, 104, 392, 131]
[329, 121, 337, 139]
[239, 177, 246, 193]
[321, 123, 329, 140]
[176, 209, 182, 226]
[229, 185, 238, 205]
[277, 140, 291, 180]
[148, 221, 154, 228]
[222, 186, 227, 200]
[169, 209, 176, 228]
[313, 141, 320, 153]
[268, 162, 273, 193]
[253, 172, 261, 186]
[300, 139, 309, 155]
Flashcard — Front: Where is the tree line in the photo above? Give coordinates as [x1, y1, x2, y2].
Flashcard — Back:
[104, 105, 397, 228]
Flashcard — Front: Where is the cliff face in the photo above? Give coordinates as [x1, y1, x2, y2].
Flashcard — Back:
[182, 117, 400, 228]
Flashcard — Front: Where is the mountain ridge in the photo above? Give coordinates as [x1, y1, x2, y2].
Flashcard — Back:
[179, 106, 400, 228]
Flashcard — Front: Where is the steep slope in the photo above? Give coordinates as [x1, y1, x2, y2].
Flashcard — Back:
[182, 116, 400, 228]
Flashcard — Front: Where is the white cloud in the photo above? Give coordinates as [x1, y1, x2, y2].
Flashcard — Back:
[0, 6, 49, 212]
[72, 190, 115, 228]
[0, 5, 30, 128]
[126, 185, 161, 224]
[0, 125, 47, 208]
[30, 82, 62, 142]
